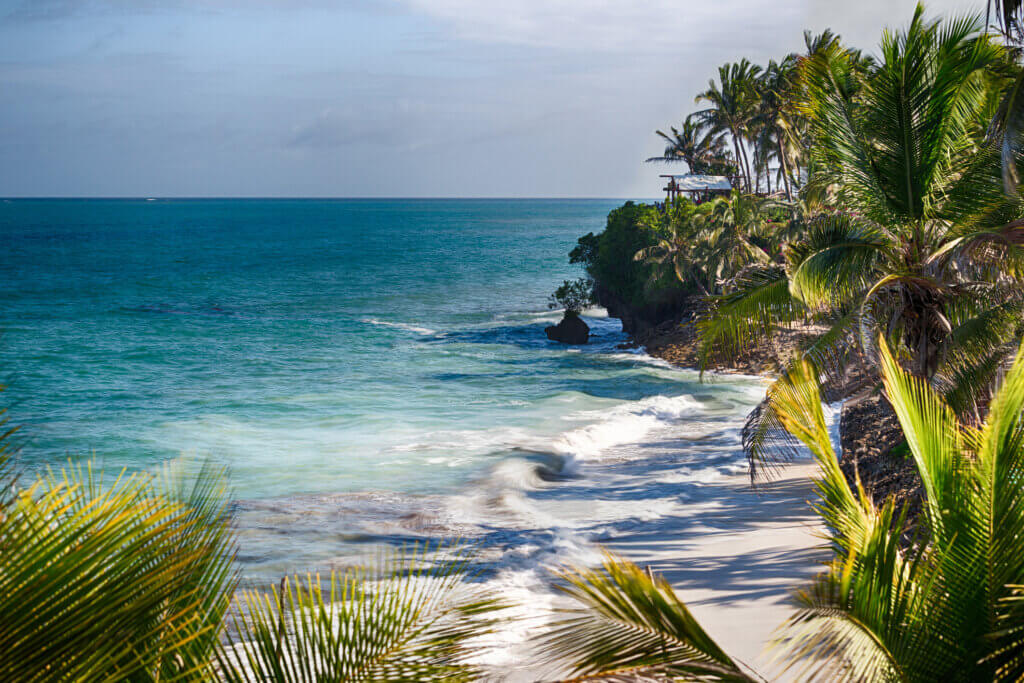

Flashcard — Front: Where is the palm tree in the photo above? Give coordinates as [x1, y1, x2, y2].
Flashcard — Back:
[755, 56, 801, 200]
[698, 7, 1024, 471]
[984, 2, 1024, 195]
[694, 191, 775, 283]
[694, 60, 763, 193]
[635, 191, 776, 298]
[541, 338, 1024, 681]
[989, 0, 1024, 40]
[634, 200, 712, 296]
[645, 114, 732, 175]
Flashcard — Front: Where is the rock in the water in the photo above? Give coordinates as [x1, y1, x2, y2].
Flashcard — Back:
[545, 314, 589, 344]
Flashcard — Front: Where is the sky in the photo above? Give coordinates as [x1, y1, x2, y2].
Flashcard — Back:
[0, 0, 983, 197]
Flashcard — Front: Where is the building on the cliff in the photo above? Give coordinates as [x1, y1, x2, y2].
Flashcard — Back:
[660, 173, 732, 202]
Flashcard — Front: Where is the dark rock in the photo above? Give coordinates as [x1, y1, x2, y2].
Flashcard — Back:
[546, 314, 589, 345]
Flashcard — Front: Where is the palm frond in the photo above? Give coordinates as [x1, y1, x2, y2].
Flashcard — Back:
[741, 393, 802, 483]
[777, 498, 927, 683]
[697, 265, 804, 368]
[216, 543, 502, 682]
[539, 552, 755, 682]
[0, 462, 237, 682]
[788, 214, 890, 311]
[0, 381, 19, 510]
[877, 338, 965, 537]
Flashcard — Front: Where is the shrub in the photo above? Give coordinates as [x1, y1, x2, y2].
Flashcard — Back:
[572, 201, 689, 309]
[549, 278, 595, 316]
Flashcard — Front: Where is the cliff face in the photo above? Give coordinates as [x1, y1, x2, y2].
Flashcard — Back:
[593, 281, 697, 340]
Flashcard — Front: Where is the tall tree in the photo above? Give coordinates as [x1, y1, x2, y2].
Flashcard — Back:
[694, 59, 763, 192]
[644, 114, 732, 175]
[699, 7, 1024, 473]
[755, 56, 800, 199]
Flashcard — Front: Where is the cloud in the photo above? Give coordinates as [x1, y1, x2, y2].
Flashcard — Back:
[402, 0, 800, 52]
[0, 0, 1001, 196]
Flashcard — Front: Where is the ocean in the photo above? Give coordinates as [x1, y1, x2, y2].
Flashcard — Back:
[0, 198, 768, 663]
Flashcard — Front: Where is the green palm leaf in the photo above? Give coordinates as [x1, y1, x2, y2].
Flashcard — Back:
[697, 265, 804, 368]
[0, 462, 237, 682]
[788, 215, 890, 311]
[216, 544, 502, 682]
[538, 553, 756, 682]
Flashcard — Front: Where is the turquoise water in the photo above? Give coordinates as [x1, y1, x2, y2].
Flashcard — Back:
[0, 199, 765, 585]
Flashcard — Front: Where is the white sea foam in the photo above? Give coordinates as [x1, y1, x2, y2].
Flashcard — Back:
[553, 393, 704, 464]
[604, 351, 677, 370]
[230, 377, 766, 678]
[827, 400, 844, 459]
[359, 317, 437, 335]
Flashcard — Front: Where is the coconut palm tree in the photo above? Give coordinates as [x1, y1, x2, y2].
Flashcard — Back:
[635, 191, 777, 298]
[695, 191, 775, 283]
[989, 0, 1024, 40]
[754, 56, 801, 199]
[984, 1, 1024, 195]
[697, 7, 1024, 471]
[645, 114, 733, 175]
[541, 338, 1024, 681]
[694, 60, 763, 193]
[634, 199, 712, 296]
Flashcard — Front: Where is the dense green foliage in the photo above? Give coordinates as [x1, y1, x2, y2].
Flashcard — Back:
[701, 8, 1024, 474]
[565, 4, 1024, 475]
[569, 201, 688, 309]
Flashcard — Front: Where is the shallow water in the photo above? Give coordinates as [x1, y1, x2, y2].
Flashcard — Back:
[1, 199, 770, 667]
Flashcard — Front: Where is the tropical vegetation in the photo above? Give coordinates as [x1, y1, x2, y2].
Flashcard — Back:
[549, 278, 596, 316]
[11, 2, 1024, 682]
[577, 5, 1024, 478]
[541, 337, 1024, 681]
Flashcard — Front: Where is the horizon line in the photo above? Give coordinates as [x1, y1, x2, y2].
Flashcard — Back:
[0, 196, 659, 201]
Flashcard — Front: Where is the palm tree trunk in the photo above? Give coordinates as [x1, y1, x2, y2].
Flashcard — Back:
[730, 134, 748, 192]
[777, 136, 793, 200]
[688, 266, 711, 297]
[739, 137, 754, 194]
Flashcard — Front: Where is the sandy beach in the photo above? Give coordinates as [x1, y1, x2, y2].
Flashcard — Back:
[606, 461, 826, 677]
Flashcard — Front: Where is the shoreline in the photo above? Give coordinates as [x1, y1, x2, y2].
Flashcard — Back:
[637, 317, 921, 535]
[609, 322, 831, 671]
[606, 461, 826, 675]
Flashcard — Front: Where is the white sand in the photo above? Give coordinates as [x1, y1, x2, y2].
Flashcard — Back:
[605, 461, 827, 678]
